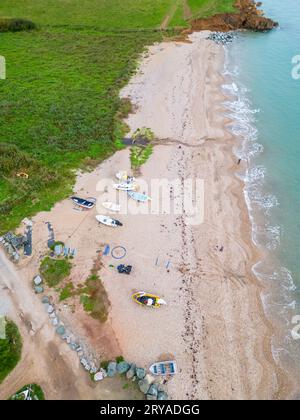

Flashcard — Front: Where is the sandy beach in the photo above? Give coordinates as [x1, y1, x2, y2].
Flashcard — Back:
[0, 31, 293, 400]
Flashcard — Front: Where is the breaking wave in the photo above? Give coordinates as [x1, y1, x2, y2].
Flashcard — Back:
[222, 41, 298, 375]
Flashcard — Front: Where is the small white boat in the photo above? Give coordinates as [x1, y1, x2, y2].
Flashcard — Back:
[128, 191, 151, 202]
[96, 215, 123, 227]
[149, 360, 177, 376]
[113, 183, 136, 191]
[102, 202, 121, 212]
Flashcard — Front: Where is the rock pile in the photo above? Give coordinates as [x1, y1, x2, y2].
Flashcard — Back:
[207, 32, 236, 45]
[96, 361, 169, 400]
[37, 286, 169, 400]
[41, 295, 99, 374]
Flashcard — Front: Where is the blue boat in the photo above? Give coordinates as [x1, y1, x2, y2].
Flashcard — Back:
[149, 360, 177, 376]
[127, 191, 151, 202]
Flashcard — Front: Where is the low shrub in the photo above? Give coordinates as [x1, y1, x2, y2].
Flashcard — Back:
[0, 18, 36, 33]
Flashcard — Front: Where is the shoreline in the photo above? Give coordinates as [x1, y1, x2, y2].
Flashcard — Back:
[0, 30, 295, 400]
[116, 31, 291, 399]
[222, 48, 298, 398]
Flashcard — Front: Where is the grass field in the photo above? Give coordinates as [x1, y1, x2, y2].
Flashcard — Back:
[0, 1, 235, 233]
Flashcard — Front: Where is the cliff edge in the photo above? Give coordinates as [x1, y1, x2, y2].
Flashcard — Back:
[190, 0, 278, 32]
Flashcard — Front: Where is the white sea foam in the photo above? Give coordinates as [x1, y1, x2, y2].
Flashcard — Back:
[223, 42, 298, 373]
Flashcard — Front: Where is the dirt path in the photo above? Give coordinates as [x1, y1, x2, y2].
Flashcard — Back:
[183, 0, 192, 20]
[160, 0, 181, 29]
[0, 251, 140, 400]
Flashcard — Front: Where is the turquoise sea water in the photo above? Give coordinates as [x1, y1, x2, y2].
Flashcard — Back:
[223, 0, 300, 384]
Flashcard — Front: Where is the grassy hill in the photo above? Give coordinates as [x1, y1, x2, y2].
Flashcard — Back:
[0, 1, 235, 232]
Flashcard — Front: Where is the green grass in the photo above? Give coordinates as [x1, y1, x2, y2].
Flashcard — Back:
[0, 0, 180, 29]
[0, 319, 22, 384]
[9, 383, 45, 400]
[0, 1, 235, 234]
[59, 282, 75, 301]
[130, 144, 154, 170]
[188, 0, 237, 19]
[40, 256, 72, 287]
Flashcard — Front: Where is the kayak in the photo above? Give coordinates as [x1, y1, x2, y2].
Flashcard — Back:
[71, 196, 95, 209]
[102, 202, 121, 212]
[96, 215, 123, 227]
[149, 361, 177, 376]
[128, 191, 151, 202]
[132, 292, 167, 308]
[113, 183, 136, 191]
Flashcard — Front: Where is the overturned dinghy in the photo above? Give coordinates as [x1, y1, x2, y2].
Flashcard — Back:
[132, 291, 167, 308]
[149, 360, 177, 376]
[102, 202, 121, 212]
[71, 196, 96, 209]
[128, 191, 151, 202]
[96, 215, 123, 227]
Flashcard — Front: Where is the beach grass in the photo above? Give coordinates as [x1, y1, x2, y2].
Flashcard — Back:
[40, 256, 72, 287]
[0, 0, 235, 233]
[0, 320, 22, 384]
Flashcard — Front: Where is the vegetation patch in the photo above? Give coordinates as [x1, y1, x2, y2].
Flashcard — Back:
[40, 256, 72, 287]
[0, 319, 22, 384]
[80, 274, 110, 322]
[188, 0, 237, 19]
[9, 383, 45, 400]
[130, 127, 154, 170]
[59, 282, 75, 301]
[0, 18, 36, 32]
[130, 144, 153, 170]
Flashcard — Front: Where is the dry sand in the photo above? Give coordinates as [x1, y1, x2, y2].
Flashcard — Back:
[0, 31, 293, 400]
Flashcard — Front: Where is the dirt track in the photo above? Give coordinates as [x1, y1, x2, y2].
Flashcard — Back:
[0, 251, 140, 400]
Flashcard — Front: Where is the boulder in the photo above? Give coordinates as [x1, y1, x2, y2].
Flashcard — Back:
[47, 304, 54, 314]
[33, 275, 43, 286]
[139, 379, 151, 394]
[136, 367, 146, 380]
[94, 371, 104, 381]
[117, 361, 130, 374]
[138, 374, 154, 394]
[94, 368, 107, 381]
[146, 394, 157, 400]
[56, 325, 66, 336]
[126, 363, 136, 380]
[157, 391, 168, 400]
[51, 317, 59, 326]
[147, 384, 158, 398]
[42, 296, 50, 304]
[107, 361, 117, 377]
[34, 286, 44, 294]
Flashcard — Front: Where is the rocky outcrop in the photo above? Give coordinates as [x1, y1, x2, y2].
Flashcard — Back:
[191, 0, 278, 32]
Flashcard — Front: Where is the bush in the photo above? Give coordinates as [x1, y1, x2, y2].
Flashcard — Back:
[0, 320, 22, 383]
[0, 18, 36, 33]
[40, 256, 72, 287]
[9, 383, 45, 400]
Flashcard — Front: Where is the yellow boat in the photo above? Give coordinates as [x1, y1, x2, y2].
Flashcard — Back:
[132, 292, 167, 308]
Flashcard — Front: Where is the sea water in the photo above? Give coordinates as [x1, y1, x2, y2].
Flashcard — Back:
[223, 0, 300, 387]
